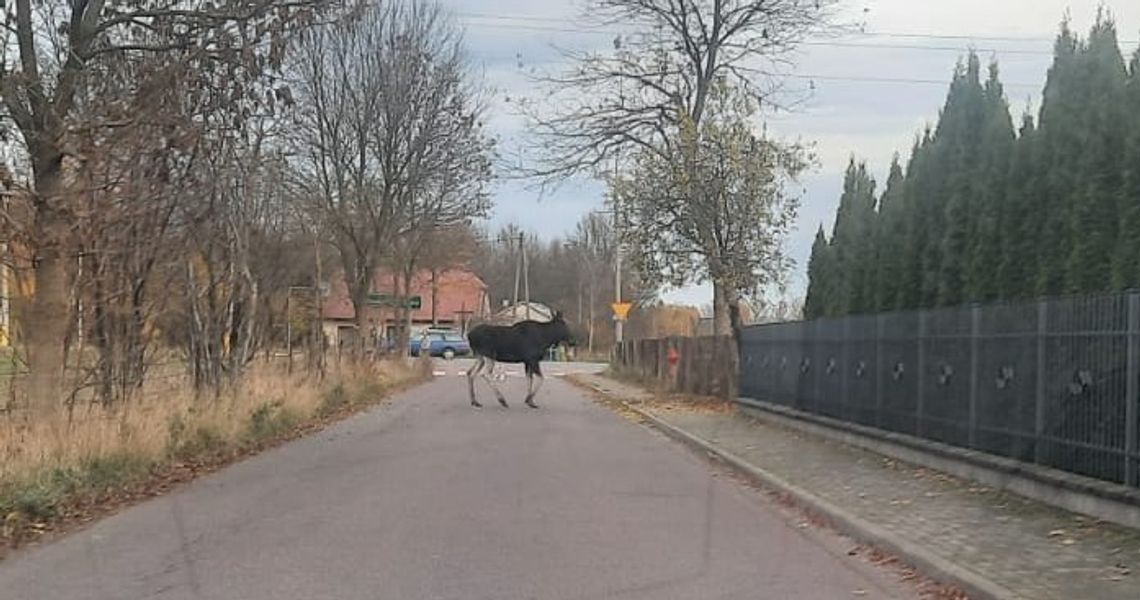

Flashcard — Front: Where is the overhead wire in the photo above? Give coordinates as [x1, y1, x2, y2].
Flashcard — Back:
[454, 11, 1140, 46]
[453, 12, 1105, 90]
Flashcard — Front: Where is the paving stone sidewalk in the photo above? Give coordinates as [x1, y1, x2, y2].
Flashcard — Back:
[577, 373, 1140, 600]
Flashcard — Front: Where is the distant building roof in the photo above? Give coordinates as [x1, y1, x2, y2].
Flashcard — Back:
[492, 301, 554, 324]
[322, 268, 489, 323]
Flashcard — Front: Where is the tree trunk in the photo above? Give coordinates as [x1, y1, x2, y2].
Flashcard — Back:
[353, 289, 370, 361]
[27, 171, 71, 415]
[430, 268, 439, 325]
[588, 285, 596, 355]
[712, 280, 732, 336]
[398, 269, 415, 361]
[712, 279, 741, 400]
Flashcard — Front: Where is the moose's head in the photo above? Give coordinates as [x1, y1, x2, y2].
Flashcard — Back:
[548, 311, 577, 347]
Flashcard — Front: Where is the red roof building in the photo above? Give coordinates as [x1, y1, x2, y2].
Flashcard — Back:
[322, 268, 490, 343]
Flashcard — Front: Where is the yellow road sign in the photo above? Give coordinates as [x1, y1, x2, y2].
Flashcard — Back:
[612, 302, 633, 320]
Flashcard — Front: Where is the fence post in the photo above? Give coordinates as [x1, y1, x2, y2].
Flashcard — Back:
[875, 313, 884, 428]
[841, 317, 851, 418]
[811, 320, 822, 413]
[1126, 292, 1139, 487]
[916, 310, 927, 436]
[1034, 299, 1048, 465]
[968, 304, 980, 449]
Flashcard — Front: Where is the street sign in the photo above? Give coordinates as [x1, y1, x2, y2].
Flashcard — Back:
[611, 302, 632, 321]
[367, 293, 422, 309]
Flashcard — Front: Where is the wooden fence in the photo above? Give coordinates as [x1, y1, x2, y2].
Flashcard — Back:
[613, 336, 736, 399]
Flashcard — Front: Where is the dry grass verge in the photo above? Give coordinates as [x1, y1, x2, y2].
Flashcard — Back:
[600, 368, 736, 414]
[0, 360, 427, 558]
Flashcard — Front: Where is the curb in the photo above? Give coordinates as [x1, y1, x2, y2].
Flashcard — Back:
[617, 400, 1024, 600]
[734, 397, 1140, 530]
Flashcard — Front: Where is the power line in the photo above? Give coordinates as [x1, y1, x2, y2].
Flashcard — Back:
[455, 11, 1140, 46]
[785, 73, 1041, 90]
[463, 19, 1057, 55]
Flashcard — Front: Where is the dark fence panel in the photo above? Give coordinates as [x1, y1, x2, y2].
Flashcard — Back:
[739, 291, 1140, 489]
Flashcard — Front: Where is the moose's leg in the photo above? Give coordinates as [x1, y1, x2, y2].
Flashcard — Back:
[480, 358, 509, 408]
[467, 356, 484, 408]
[524, 361, 544, 409]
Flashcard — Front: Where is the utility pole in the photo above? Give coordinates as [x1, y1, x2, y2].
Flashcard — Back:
[523, 235, 531, 321]
[511, 233, 521, 309]
[613, 33, 625, 346]
[614, 209, 623, 345]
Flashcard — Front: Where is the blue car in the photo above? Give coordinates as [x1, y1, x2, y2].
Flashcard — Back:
[409, 330, 471, 359]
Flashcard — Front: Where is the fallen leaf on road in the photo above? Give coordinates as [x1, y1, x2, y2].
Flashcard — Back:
[1048, 529, 1066, 537]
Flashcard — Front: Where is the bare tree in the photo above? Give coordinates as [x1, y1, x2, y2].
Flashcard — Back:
[524, 0, 833, 178]
[0, 0, 322, 412]
[523, 0, 834, 342]
[568, 213, 617, 353]
[180, 118, 296, 391]
[617, 85, 808, 339]
[290, 0, 492, 358]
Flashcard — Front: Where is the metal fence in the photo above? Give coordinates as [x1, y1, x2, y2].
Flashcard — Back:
[739, 292, 1140, 488]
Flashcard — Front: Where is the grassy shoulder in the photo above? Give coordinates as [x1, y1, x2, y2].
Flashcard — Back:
[0, 360, 428, 557]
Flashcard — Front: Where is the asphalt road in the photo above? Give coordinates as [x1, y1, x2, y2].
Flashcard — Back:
[0, 361, 917, 600]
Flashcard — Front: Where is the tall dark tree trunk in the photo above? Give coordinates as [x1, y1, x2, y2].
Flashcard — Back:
[399, 268, 415, 360]
[712, 278, 741, 400]
[27, 165, 71, 416]
[430, 268, 438, 325]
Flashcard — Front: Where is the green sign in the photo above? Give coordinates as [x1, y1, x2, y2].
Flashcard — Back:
[366, 293, 422, 309]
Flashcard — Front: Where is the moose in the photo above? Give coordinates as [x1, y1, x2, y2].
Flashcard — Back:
[466, 312, 574, 408]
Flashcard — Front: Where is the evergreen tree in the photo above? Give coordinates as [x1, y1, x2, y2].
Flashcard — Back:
[874, 156, 907, 311]
[897, 132, 933, 310]
[1114, 47, 1140, 289]
[966, 62, 1016, 302]
[936, 53, 987, 306]
[829, 159, 877, 315]
[803, 226, 833, 318]
[1066, 13, 1129, 293]
[1036, 19, 1083, 296]
[802, 14, 1140, 314]
[998, 114, 1043, 299]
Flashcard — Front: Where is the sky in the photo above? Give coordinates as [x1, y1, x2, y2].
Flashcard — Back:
[440, 0, 1140, 307]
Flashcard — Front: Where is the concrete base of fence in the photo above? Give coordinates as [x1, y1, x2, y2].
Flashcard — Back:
[737, 397, 1140, 530]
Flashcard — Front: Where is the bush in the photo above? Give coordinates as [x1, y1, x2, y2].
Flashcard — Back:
[318, 383, 350, 417]
[243, 401, 298, 445]
[79, 453, 151, 493]
[0, 479, 62, 521]
[0, 453, 151, 522]
[166, 415, 227, 461]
